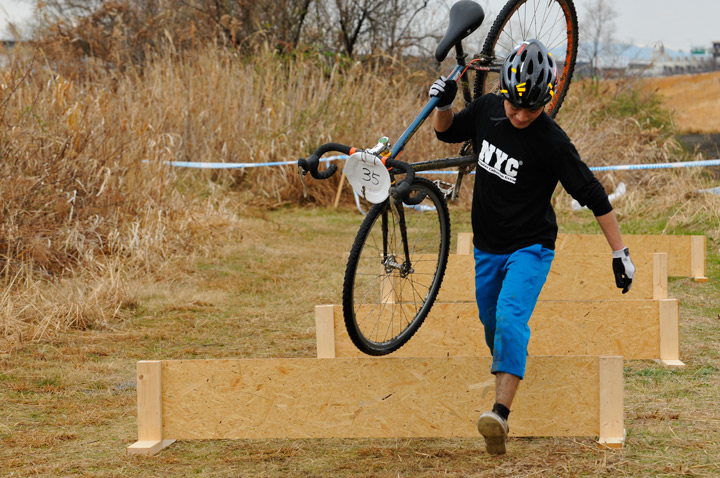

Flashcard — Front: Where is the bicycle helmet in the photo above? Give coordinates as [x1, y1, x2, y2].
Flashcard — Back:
[499, 39, 558, 110]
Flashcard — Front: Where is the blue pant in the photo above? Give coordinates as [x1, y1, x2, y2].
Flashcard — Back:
[474, 244, 555, 379]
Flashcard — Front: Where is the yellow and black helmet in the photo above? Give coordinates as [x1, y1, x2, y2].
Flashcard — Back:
[499, 39, 558, 109]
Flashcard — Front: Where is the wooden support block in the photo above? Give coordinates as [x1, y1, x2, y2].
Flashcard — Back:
[127, 361, 176, 456]
[657, 299, 685, 368]
[315, 305, 336, 359]
[691, 235, 709, 282]
[319, 300, 683, 366]
[653, 253, 668, 300]
[598, 356, 625, 448]
[556, 233, 707, 280]
[427, 252, 666, 302]
[135, 356, 622, 444]
[456, 232, 473, 255]
[127, 439, 177, 456]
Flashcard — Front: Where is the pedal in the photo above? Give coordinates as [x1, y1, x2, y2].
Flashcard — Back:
[433, 180, 455, 199]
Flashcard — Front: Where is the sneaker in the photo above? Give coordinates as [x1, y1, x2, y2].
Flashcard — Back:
[477, 411, 509, 455]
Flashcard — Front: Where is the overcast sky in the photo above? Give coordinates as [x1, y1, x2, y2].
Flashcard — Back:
[574, 0, 719, 52]
[1, 0, 719, 53]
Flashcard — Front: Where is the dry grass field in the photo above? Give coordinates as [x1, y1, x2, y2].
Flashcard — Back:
[638, 71, 720, 134]
[1, 43, 720, 476]
[1, 207, 718, 477]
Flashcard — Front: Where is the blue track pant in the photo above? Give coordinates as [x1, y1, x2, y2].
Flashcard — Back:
[474, 244, 555, 379]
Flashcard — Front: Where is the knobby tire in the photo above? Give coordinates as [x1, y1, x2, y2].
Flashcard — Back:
[342, 178, 451, 356]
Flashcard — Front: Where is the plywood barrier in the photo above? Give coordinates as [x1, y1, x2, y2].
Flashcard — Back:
[128, 355, 624, 455]
[421, 252, 667, 302]
[316, 300, 683, 367]
[456, 232, 707, 281]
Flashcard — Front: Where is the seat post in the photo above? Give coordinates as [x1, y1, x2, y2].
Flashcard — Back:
[455, 42, 472, 105]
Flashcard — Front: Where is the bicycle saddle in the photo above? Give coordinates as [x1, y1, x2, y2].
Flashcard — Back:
[434, 1, 485, 62]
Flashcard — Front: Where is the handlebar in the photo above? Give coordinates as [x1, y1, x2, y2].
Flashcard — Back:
[297, 142, 350, 180]
[298, 142, 416, 203]
[384, 157, 415, 202]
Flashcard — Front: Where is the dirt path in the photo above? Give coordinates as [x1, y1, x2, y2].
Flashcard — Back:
[678, 133, 720, 159]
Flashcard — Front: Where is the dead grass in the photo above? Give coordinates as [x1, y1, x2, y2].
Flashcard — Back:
[0, 206, 718, 477]
[1, 40, 720, 477]
[636, 71, 720, 134]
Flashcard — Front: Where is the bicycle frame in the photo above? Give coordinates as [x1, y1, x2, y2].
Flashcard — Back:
[389, 42, 492, 161]
[389, 63, 465, 160]
[384, 42, 495, 204]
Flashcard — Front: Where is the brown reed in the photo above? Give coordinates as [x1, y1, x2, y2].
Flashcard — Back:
[1, 43, 717, 350]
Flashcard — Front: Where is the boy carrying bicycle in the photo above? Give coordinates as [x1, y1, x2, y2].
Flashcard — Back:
[429, 39, 635, 455]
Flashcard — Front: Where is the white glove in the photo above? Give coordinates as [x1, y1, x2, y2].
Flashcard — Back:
[428, 76, 457, 111]
[612, 247, 635, 294]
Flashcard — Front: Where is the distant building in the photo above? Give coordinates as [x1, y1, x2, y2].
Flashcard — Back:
[624, 43, 719, 77]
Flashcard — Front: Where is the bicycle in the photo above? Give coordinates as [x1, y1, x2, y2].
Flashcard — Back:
[298, 0, 578, 356]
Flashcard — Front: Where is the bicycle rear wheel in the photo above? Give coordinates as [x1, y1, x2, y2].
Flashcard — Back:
[342, 177, 450, 356]
[474, 0, 578, 118]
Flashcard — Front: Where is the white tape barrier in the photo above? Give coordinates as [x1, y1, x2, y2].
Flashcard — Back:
[572, 182, 627, 211]
[156, 157, 720, 215]
[159, 157, 720, 173]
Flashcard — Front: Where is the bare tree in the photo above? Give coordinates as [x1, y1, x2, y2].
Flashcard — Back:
[580, 0, 617, 79]
[300, 0, 442, 58]
[28, 0, 449, 69]
[367, 0, 432, 56]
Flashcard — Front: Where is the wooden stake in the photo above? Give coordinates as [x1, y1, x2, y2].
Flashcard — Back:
[333, 171, 347, 208]
[127, 361, 175, 455]
[691, 235, 709, 282]
[598, 356, 625, 448]
[315, 305, 336, 358]
[456, 232, 473, 255]
[657, 299, 685, 368]
[653, 253, 668, 300]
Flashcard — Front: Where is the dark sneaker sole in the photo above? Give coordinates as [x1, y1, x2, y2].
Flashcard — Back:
[477, 415, 507, 455]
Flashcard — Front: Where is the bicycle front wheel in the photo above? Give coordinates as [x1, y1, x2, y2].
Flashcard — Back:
[474, 0, 578, 118]
[343, 177, 451, 356]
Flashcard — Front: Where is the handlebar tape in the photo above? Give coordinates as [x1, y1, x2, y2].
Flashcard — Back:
[298, 143, 352, 180]
[385, 157, 416, 203]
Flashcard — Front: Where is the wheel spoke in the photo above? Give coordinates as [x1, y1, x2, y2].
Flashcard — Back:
[475, 0, 578, 118]
[343, 179, 450, 353]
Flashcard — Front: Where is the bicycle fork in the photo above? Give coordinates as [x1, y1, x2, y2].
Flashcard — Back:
[381, 199, 414, 279]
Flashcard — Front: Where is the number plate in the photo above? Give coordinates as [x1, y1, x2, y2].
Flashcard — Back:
[344, 151, 391, 204]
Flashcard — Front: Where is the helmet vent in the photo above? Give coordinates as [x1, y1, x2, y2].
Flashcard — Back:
[498, 38, 558, 110]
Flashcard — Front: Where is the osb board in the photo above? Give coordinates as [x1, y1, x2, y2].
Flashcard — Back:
[160, 356, 602, 439]
[556, 234, 699, 277]
[331, 300, 663, 359]
[433, 253, 659, 302]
